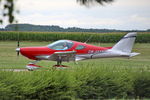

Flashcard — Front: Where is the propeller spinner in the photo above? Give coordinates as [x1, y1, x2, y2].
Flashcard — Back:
[16, 40, 20, 56]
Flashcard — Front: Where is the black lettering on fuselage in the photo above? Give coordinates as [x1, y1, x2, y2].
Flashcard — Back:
[88, 50, 105, 54]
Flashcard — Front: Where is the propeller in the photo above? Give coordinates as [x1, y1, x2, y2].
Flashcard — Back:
[15, 23, 20, 56]
[16, 40, 20, 56]
[16, 31, 20, 56]
[16, 48, 20, 56]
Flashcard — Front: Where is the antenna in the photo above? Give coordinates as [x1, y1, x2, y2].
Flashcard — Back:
[84, 35, 93, 43]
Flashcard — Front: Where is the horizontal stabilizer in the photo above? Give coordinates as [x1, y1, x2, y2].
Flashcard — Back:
[130, 52, 140, 57]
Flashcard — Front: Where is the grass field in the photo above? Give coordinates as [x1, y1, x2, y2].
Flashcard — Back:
[0, 41, 150, 99]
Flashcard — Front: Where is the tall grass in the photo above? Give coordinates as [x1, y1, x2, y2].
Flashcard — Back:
[0, 66, 150, 99]
[0, 31, 150, 43]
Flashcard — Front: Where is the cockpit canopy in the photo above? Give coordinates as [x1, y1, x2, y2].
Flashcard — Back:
[47, 40, 74, 50]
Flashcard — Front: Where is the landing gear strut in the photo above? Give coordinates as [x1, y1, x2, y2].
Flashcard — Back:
[53, 56, 69, 68]
[57, 57, 62, 65]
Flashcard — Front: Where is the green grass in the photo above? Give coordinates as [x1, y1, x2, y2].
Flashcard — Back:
[0, 41, 150, 99]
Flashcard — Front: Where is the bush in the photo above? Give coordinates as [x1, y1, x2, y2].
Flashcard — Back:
[133, 72, 150, 98]
[0, 66, 150, 99]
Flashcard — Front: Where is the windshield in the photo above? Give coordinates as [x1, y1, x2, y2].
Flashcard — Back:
[47, 40, 74, 50]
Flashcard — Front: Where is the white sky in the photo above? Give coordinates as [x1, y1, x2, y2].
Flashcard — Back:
[1, 0, 150, 30]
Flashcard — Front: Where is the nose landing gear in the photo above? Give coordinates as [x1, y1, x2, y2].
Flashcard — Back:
[26, 60, 42, 71]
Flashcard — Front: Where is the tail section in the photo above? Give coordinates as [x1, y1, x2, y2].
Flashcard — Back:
[112, 32, 137, 53]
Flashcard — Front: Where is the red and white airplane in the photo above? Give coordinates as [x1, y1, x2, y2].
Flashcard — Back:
[16, 32, 140, 70]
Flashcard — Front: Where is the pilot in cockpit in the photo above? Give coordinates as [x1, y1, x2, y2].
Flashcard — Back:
[62, 42, 68, 50]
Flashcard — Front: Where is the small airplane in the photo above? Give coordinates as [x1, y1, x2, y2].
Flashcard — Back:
[16, 32, 140, 71]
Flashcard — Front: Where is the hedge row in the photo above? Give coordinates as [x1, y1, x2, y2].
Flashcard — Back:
[0, 66, 150, 100]
[0, 31, 150, 43]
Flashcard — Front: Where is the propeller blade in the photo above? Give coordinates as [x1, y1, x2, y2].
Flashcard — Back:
[17, 40, 20, 48]
[17, 51, 19, 56]
[17, 31, 20, 56]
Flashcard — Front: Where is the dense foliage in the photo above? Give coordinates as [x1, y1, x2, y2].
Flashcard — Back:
[0, 66, 150, 100]
[0, 0, 16, 24]
[77, 0, 113, 6]
[0, 31, 150, 43]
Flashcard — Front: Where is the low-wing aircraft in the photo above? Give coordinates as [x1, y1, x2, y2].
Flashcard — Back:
[16, 32, 140, 70]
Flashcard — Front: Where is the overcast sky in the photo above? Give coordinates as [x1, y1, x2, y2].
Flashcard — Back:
[1, 0, 150, 30]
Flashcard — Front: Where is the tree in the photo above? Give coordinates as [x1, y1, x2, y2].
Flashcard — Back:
[77, 0, 113, 6]
[0, 0, 113, 24]
[0, 0, 17, 24]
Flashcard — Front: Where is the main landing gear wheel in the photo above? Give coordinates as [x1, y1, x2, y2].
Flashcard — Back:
[53, 65, 69, 68]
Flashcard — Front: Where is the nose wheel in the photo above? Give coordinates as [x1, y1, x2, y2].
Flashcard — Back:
[26, 60, 42, 71]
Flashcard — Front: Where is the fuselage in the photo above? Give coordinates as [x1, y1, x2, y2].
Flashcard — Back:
[19, 40, 111, 60]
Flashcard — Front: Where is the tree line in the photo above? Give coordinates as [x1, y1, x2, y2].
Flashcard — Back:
[0, 24, 149, 32]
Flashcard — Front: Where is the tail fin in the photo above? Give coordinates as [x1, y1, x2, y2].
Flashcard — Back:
[112, 32, 137, 53]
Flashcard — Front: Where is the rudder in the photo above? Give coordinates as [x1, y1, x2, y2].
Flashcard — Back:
[111, 32, 137, 53]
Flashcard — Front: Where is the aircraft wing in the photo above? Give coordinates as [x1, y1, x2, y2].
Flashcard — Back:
[52, 51, 76, 62]
[36, 51, 76, 62]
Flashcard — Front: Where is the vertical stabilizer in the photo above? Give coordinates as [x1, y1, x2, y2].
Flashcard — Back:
[112, 32, 137, 53]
